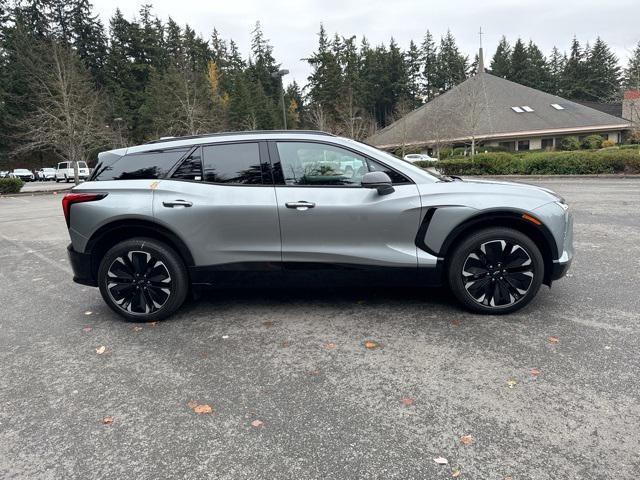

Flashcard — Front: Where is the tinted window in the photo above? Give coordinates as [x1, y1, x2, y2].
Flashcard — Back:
[172, 148, 202, 181]
[276, 142, 410, 186]
[94, 148, 188, 181]
[202, 143, 262, 184]
[58, 163, 68, 169]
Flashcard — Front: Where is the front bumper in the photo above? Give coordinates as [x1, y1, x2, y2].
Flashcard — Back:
[67, 244, 96, 286]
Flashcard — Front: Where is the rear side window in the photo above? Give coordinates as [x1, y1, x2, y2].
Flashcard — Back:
[94, 148, 189, 181]
[58, 163, 68, 169]
[172, 148, 202, 181]
[202, 143, 263, 184]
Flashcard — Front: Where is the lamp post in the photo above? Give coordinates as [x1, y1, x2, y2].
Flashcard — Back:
[271, 69, 289, 129]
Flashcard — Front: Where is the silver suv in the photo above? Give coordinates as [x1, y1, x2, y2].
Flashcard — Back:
[64, 131, 573, 321]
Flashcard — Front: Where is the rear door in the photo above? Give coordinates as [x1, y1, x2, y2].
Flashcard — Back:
[153, 141, 281, 268]
[269, 140, 421, 268]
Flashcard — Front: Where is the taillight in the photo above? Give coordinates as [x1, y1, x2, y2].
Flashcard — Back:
[62, 192, 107, 228]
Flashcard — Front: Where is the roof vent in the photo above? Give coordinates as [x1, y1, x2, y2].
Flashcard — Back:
[511, 106, 524, 113]
[551, 104, 564, 110]
[522, 106, 534, 112]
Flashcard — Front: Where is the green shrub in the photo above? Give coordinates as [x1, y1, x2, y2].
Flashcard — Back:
[435, 149, 640, 176]
[559, 136, 580, 151]
[582, 134, 604, 150]
[0, 177, 24, 194]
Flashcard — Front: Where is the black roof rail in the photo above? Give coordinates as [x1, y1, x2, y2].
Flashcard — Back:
[145, 130, 335, 145]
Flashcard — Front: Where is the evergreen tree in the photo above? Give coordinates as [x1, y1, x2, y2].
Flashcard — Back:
[69, 0, 108, 85]
[420, 30, 437, 100]
[434, 30, 468, 93]
[490, 36, 511, 78]
[306, 24, 343, 123]
[405, 39, 422, 107]
[585, 37, 620, 101]
[548, 46, 565, 95]
[624, 41, 640, 90]
[522, 41, 552, 91]
[508, 38, 528, 84]
[561, 37, 589, 99]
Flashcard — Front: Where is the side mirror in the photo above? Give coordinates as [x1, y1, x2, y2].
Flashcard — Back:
[361, 171, 395, 195]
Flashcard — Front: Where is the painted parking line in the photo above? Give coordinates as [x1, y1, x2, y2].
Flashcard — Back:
[0, 234, 71, 274]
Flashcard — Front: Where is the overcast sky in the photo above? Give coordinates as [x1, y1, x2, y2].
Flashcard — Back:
[92, 0, 639, 87]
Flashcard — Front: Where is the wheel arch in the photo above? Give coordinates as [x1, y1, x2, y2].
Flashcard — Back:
[85, 219, 195, 283]
[433, 209, 558, 286]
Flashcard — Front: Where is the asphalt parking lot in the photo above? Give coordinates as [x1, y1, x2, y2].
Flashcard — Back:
[1, 177, 639, 479]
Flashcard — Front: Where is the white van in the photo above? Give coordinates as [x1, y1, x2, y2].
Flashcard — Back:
[56, 161, 90, 183]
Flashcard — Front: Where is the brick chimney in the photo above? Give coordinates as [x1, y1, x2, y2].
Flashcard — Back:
[623, 90, 640, 125]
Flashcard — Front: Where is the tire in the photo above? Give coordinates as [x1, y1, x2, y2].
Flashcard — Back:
[97, 237, 189, 322]
[447, 227, 544, 314]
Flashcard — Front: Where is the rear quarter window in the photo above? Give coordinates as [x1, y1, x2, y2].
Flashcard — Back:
[94, 148, 189, 181]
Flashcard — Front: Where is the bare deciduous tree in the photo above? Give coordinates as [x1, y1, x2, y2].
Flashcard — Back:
[13, 39, 113, 182]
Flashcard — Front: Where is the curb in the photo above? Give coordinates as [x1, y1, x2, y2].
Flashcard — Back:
[0, 186, 72, 198]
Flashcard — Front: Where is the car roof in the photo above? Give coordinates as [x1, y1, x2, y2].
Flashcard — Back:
[123, 130, 338, 155]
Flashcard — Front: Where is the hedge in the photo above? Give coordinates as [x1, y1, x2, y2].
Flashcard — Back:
[415, 148, 640, 176]
[0, 177, 24, 194]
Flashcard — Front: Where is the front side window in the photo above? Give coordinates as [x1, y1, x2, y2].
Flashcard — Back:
[58, 162, 68, 169]
[202, 143, 263, 184]
[275, 142, 409, 186]
[93, 148, 189, 181]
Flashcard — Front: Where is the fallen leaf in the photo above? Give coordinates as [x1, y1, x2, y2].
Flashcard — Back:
[530, 368, 540, 376]
[146, 321, 157, 326]
[460, 434, 474, 445]
[132, 326, 143, 332]
[199, 352, 208, 358]
[504, 477, 513, 480]
[193, 404, 212, 414]
[186, 400, 198, 409]
[101, 416, 114, 425]
[506, 379, 517, 388]
[452, 468, 461, 477]
[262, 320, 273, 328]
[451, 319, 461, 326]
[251, 419, 264, 428]
[84, 311, 92, 316]
[280, 340, 290, 348]
[82, 326, 92, 333]
[400, 397, 414, 406]
[324, 342, 336, 350]
[434, 457, 448, 465]
[364, 340, 382, 350]
[95, 346, 106, 355]
[548, 336, 560, 344]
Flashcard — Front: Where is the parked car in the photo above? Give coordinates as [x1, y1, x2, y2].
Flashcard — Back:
[56, 161, 90, 182]
[10, 168, 35, 182]
[403, 153, 437, 163]
[0, 171, 9, 178]
[37, 167, 56, 181]
[64, 131, 573, 322]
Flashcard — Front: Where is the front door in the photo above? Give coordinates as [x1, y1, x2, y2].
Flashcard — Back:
[270, 141, 421, 268]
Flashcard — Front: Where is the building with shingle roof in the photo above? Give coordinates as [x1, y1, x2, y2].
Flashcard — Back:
[367, 71, 632, 153]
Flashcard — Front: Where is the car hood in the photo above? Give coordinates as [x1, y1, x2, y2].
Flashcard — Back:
[417, 177, 562, 211]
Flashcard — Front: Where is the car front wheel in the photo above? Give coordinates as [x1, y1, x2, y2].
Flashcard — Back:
[97, 238, 189, 322]
[447, 227, 544, 314]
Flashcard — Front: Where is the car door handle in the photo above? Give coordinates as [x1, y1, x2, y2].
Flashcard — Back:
[285, 201, 315, 210]
[162, 199, 193, 208]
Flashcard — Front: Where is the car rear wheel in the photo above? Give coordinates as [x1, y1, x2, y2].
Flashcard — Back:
[97, 238, 189, 322]
[447, 227, 544, 314]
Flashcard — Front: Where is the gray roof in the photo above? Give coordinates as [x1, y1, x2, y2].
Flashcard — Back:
[368, 73, 632, 148]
